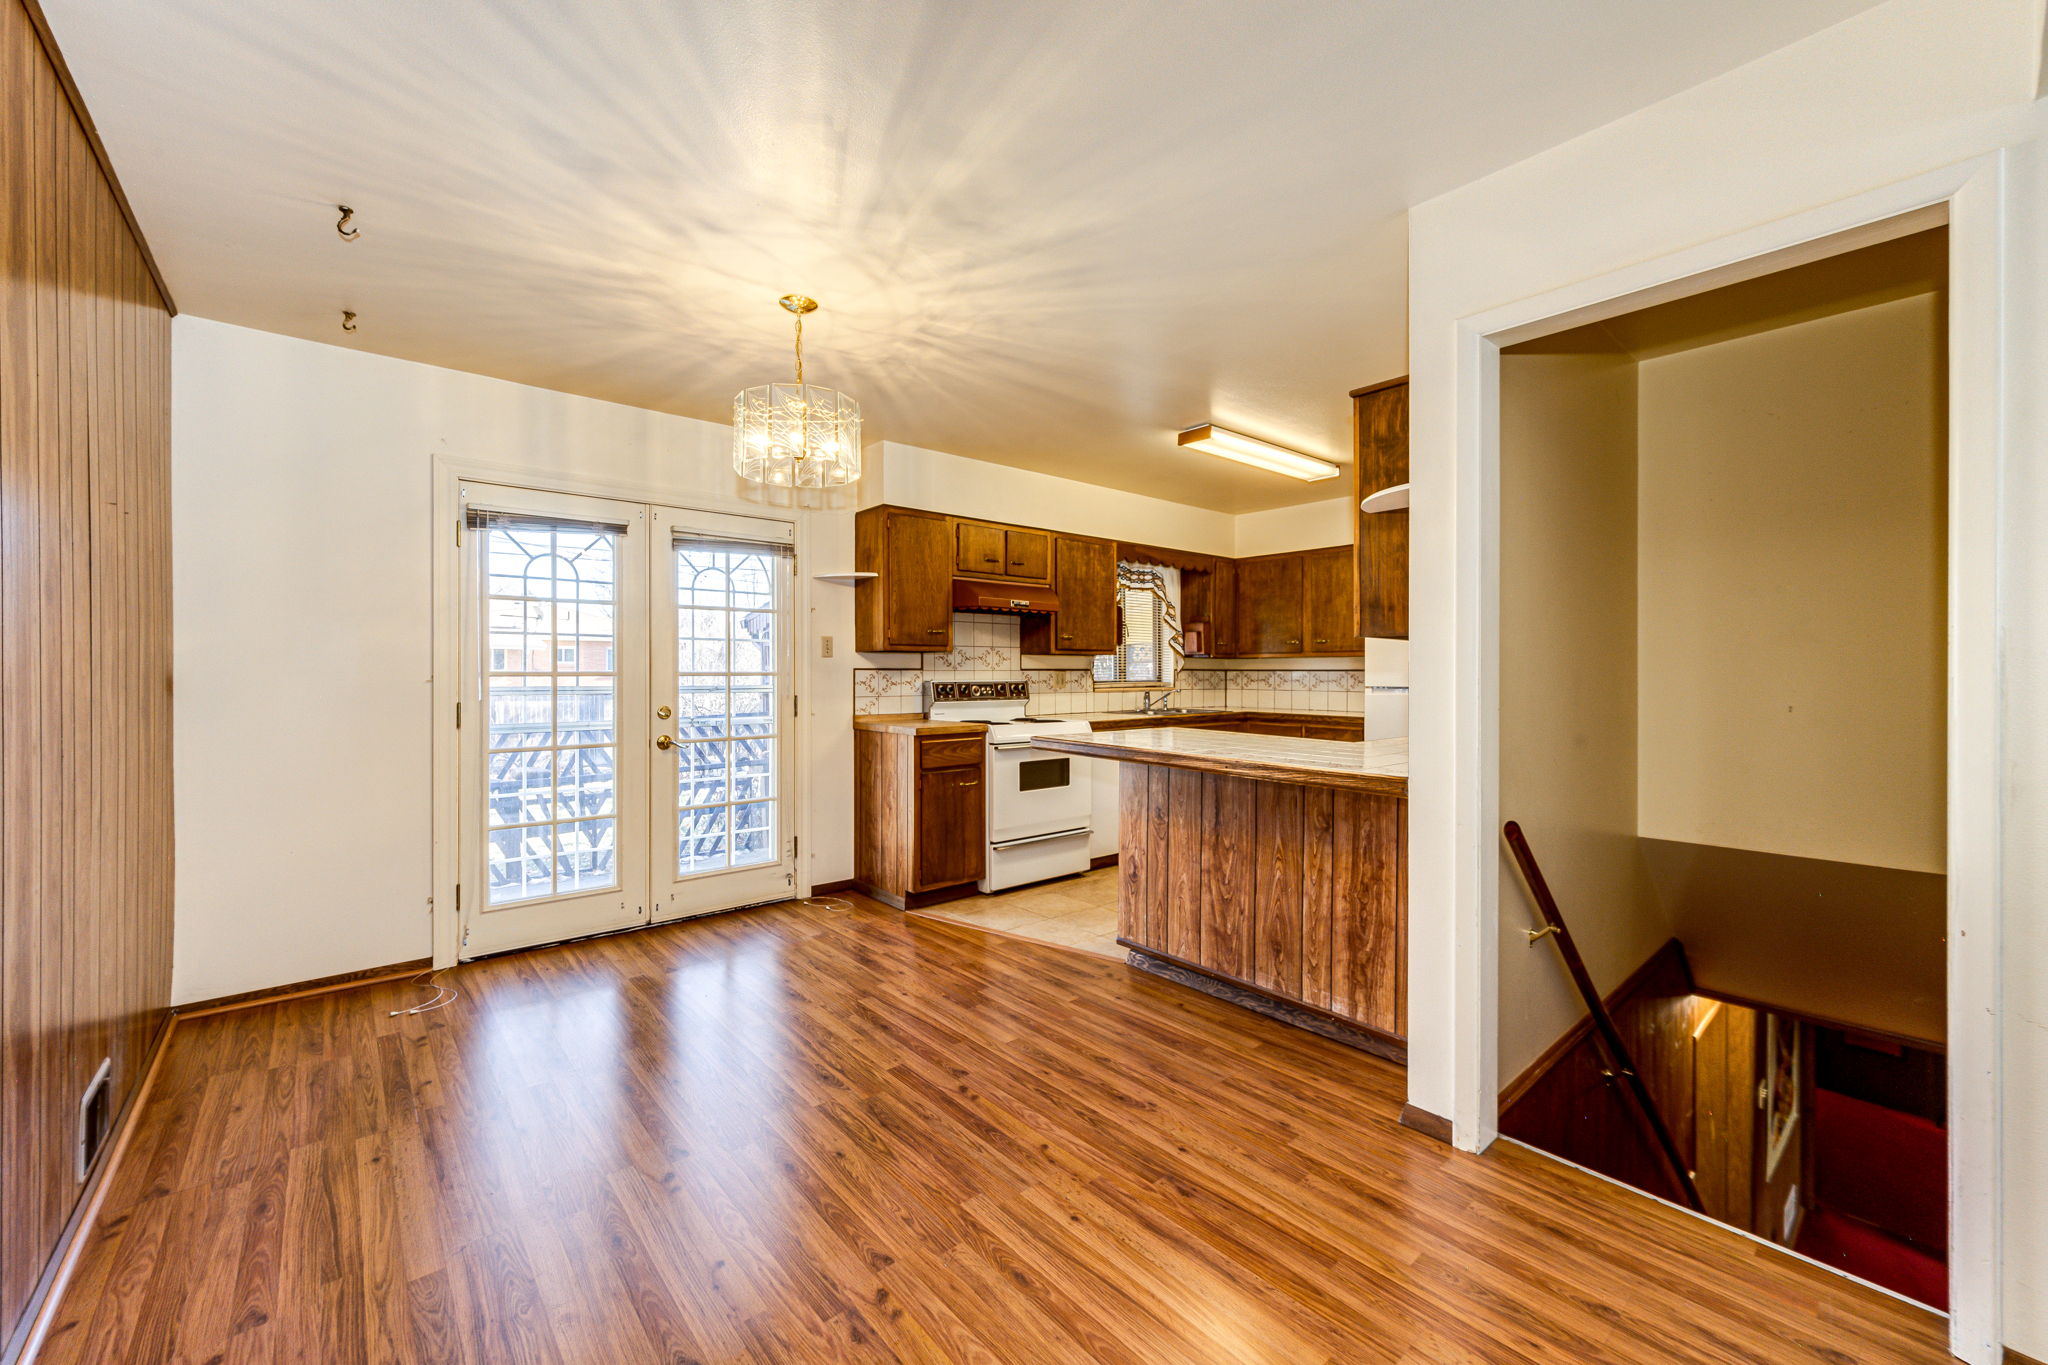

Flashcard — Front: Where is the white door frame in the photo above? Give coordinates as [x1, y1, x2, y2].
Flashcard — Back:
[1433, 153, 2007, 1361]
[430, 456, 815, 966]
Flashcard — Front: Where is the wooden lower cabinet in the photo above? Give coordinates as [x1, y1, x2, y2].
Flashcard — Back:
[916, 765, 985, 889]
[1116, 765, 1405, 1050]
[854, 729, 985, 906]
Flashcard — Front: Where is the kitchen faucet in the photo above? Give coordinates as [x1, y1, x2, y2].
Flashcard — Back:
[1138, 689, 1181, 714]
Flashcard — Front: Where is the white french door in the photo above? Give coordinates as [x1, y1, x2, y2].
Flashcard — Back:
[650, 505, 798, 921]
[456, 484, 797, 958]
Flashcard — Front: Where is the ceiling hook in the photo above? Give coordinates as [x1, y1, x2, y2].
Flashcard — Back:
[341, 310, 358, 333]
[336, 205, 360, 241]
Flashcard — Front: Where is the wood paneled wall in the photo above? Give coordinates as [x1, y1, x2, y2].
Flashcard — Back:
[1, 0, 174, 1345]
[1499, 940, 1766, 1226]
[1117, 765, 1405, 1040]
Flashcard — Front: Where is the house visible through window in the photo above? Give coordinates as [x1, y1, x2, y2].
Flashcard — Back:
[1094, 564, 1183, 687]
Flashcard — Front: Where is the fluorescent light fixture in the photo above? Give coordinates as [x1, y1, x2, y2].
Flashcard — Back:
[1177, 424, 1339, 482]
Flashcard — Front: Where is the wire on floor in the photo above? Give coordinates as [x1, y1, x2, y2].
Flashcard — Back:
[387, 966, 460, 1017]
[797, 895, 857, 912]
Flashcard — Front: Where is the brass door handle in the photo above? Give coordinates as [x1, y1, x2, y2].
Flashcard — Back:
[655, 735, 676, 750]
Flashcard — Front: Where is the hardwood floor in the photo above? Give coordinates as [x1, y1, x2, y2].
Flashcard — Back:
[36, 897, 1950, 1364]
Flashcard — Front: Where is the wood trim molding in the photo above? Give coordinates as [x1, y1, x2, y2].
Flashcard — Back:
[1686, 983, 1943, 1054]
[808, 878, 857, 896]
[1498, 938, 1690, 1112]
[1399, 1104, 1454, 1144]
[1347, 374, 1409, 399]
[2005, 1349, 2047, 1365]
[174, 959, 433, 1019]
[1125, 947, 1406, 1065]
[2, 1014, 174, 1365]
[17, 0, 176, 314]
[1088, 853, 1119, 870]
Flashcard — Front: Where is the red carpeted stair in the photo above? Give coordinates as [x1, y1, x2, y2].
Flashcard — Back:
[1794, 1088, 1947, 1308]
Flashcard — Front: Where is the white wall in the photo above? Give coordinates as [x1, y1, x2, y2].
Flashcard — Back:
[865, 440, 1237, 556]
[171, 317, 858, 1006]
[1637, 292, 1946, 873]
[1231, 496, 1355, 557]
[1496, 343, 1660, 1086]
[866, 440, 1373, 566]
[1403, 0, 2048, 1353]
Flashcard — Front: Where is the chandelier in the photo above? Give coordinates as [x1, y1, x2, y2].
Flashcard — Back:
[732, 295, 862, 488]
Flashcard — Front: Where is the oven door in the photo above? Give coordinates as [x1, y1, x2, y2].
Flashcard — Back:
[985, 740, 1092, 845]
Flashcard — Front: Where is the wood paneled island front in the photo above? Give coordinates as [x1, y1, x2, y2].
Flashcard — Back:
[1030, 729, 1408, 1062]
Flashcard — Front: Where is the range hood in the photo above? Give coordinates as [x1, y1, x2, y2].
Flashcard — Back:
[952, 577, 1060, 615]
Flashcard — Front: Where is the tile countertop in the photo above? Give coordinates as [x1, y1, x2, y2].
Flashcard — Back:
[1027, 728, 1408, 797]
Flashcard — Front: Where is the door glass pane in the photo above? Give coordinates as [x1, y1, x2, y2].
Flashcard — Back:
[672, 541, 785, 879]
[479, 519, 621, 905]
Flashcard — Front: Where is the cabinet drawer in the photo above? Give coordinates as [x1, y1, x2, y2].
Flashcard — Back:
[919, 736, 985, 769]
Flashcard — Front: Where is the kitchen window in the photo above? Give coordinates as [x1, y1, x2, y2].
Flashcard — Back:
[1093, 563, 1182, 688]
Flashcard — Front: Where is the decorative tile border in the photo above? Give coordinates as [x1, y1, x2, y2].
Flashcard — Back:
[854, 616, 1387, 717]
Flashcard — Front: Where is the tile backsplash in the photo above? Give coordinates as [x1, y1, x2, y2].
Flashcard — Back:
[853, 613, 1405, 717]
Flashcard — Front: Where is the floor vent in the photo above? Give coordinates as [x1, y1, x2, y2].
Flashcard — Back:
[77, 1057, 112, 1181]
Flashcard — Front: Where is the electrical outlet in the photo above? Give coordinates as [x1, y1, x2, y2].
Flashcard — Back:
[820, 635, 834, 658]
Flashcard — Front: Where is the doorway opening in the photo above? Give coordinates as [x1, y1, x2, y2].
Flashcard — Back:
[1492, 226, 1950, 1307]
[455, 482, 799, 958]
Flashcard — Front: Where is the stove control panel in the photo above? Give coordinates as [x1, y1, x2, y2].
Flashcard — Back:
[925, 679, 1030, 707]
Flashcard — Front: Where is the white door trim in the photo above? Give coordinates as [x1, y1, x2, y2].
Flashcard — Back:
[430, 456, 816, 970]
[1431, 152, 2007, 1361]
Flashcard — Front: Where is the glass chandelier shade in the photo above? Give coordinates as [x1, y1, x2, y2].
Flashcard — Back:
[732, 296, 862, 489]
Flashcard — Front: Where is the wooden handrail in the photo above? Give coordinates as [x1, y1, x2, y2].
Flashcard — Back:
[1503, 821, 1704, 1213]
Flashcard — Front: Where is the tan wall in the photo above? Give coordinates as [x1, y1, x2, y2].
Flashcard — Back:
[1497, 344, 1670, 1084]
[1635, 292, 1945, 873]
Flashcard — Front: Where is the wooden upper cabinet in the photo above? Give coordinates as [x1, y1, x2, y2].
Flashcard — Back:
[1004, 529, 1050, 581]
[1024, 535, 1117, 654]
[955, 521, 1006, 576]
[1304, 547, 1363, 655]
[953, 521, 1050, 582]
[1353, 379, 1409, 640]
[1235, 554, 1305, 655]
[856, 507, 953, 652]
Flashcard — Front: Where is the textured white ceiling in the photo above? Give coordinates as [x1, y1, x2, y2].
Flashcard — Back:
[48, 0, 1879, 510]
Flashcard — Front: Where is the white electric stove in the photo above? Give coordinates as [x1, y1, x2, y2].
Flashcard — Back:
[924, 680, 1095, 893]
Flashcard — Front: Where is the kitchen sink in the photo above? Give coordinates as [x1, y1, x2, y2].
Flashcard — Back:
[1137, 707, 1227, 716]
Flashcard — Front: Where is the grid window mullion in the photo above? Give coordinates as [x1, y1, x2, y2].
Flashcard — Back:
[481, 518, 620, 906]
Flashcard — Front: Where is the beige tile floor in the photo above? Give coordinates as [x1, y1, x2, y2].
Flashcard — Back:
[910, 865, 1123, 958]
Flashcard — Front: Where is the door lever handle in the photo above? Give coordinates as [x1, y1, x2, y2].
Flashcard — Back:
[655, 735, 676, 750]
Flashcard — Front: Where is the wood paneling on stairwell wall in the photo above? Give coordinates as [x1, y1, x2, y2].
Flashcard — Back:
[1, 0, 174, 1347]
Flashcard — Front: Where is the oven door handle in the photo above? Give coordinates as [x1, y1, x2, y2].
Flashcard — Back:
[988, 740, 1044, 750]
[989, 826, 1091, 851]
